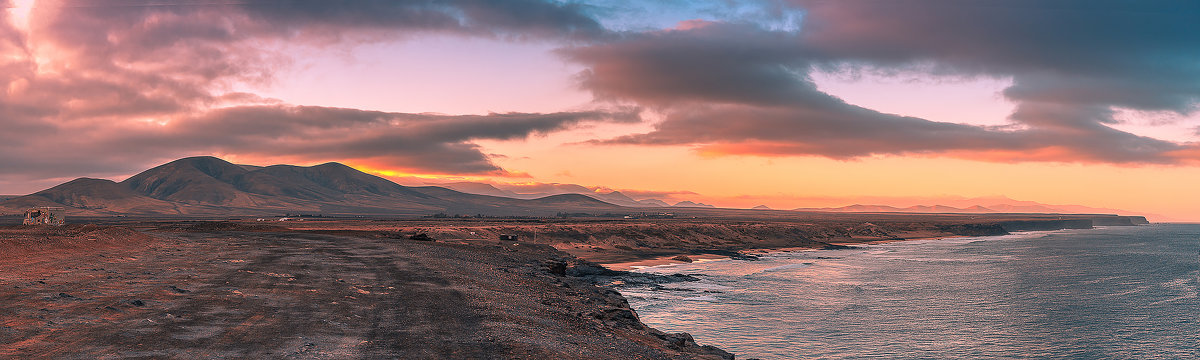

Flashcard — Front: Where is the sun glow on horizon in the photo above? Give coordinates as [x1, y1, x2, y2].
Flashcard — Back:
[348, 165, 498, 186]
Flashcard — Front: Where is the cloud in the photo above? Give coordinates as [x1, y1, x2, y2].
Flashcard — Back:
[160, 105, 639, 174]
[0, 0, 625, 191]
[797, 0, 1200, 117]
[38, 0, 607, 42]
[0, 105, 638, 182]
[17, 0, 610, 118]
[562, 21, 815, 107]
[561, 6, 1200, 164]
[5, 0, 1200, 194]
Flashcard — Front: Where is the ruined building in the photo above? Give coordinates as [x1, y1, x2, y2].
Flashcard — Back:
[23, 207, 65, 226]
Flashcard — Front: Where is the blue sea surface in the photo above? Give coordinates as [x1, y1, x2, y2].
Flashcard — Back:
[617, 224, 1200, 359]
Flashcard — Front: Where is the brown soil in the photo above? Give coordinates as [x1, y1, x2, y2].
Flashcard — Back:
[0, 223, 730, 359]
[0, 225, 156, 259]
[0, 215, 1132, 358]
[276, 218, 1003, 265]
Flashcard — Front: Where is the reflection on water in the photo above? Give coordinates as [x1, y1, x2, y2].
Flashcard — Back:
[616, 225, 1200, 359]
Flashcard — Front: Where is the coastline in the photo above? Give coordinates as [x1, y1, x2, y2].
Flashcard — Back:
[606, 224, 1192, 359]
[597, 225, 1128, 271]
[0, 217, 1147, 359]
[599, 236, 965, 270]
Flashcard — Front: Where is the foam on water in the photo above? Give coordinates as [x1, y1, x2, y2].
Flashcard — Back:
[618, 224, 1200, 359]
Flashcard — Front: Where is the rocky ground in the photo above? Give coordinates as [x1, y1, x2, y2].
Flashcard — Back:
[0, 223, 732, 359]
[0, 214, 1142, 359]
[270, 217, 1021, 266]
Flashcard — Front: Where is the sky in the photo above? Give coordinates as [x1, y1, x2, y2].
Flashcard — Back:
[2, 0, 1200, 220]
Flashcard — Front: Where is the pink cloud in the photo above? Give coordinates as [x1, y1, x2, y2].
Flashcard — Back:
[0, 1, 626, 190]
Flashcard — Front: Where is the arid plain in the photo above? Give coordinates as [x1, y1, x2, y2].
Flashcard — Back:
[1, 210, 1146, 359]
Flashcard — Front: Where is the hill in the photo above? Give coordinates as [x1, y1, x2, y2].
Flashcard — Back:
[0, 157, 627, 217]
[438, 182, 671, 207]
[795, 199, 1133, 215]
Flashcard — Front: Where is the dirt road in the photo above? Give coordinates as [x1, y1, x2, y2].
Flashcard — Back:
[0, 226, 730, 359]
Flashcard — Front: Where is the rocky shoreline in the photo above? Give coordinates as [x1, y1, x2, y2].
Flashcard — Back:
[0, 215, 1147, 358]
[250, 214, 1145, 267]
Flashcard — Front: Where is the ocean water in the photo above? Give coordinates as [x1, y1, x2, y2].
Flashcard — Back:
[617, 224, 1200, 359]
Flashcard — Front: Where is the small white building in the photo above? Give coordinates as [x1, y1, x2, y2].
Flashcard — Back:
[23, 207, 65, 226]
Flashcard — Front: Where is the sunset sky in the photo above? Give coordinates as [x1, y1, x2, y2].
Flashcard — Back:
[2, 1, 1200, 220]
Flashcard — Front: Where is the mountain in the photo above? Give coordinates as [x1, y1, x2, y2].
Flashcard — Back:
[751, 205, 772, 210]
[980, 203, 1063, 213]
[794, 204, 990, 213]
[4, 156, 1137, 219]
[589, 191, 673, 207]
[674, 201, 716, 208]
[122, 156, 254, 205]
[1, 178, 183, 215]
[906, 205, 966, 213]
[795, 199, 1130, 215]
[922, 195, 1131, 214]
[525, 194, 617, 207]
[437, 181, 672, 207]
[637, 199, 671, 207]
[591, 191, 637, 206]
[0, 156, 629, 217]
[440, 182, 524, 198]
[803, 204, 902, 212]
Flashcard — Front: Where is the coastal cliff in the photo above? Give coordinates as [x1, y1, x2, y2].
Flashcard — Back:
[998, 219, 1094, 232]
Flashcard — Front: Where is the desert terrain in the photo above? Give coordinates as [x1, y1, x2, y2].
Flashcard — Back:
[0, 212, 1147, 359]
[0, 156, 1152, 359]
[0, 221, 733, 359]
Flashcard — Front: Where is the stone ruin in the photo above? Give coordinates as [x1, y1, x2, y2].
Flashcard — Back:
[23, 207, 65, 226]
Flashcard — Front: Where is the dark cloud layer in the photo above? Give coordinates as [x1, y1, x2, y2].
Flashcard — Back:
[564, 2, 1200, 163]
[797, 0, 1200, 117]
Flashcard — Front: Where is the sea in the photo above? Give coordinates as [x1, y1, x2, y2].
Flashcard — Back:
[616, 224, 1200, 359]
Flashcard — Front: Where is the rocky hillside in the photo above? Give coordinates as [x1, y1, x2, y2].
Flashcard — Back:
[0, 157, 627, 217]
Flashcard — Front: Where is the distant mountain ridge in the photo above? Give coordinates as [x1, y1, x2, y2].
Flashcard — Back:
[1, 156, 1142, 218]
[436, 182, 1135, 215]
[0, 156, 627, 216]
[438, 182, 672, 207]
[795, 200, 1128, 215]
[673, 201, 716, 208]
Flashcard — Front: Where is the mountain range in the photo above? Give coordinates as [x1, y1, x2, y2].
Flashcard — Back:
[439, 181, 1131, 215]
[0, 157, 623, 217]
[1, 156, 1140, 218]
[437, 182, 672, 207]
[794, 200, 1130, 215]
